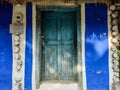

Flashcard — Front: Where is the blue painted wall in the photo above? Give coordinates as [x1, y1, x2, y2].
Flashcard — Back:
[0, 2, 13, 90]
[24, 3, 33, 90]
[85, 4, 109, 90]
[0, 2, 110, 90]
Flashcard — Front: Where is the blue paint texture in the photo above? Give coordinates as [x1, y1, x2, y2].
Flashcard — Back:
[0, 2, 13, 90]
[24, 3, 33, 90]
[85, 4, 109, 90]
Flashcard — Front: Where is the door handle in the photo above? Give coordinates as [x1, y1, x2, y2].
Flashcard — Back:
[41, 35, 44, 39]
[41, 35, 46, 46]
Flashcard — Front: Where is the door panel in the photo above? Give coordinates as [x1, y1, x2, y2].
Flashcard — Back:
[60, 16, 74, 41]
[60, 45, 74, 80]
[59, 16, 75, 80]
[41, 11, 76, 80]
[41, 15, 58, 80]
[43, 17, 57, 41]
[44, 45, 58, 79]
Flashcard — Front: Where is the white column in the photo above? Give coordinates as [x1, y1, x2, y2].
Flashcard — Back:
[11, 4, 26, 90]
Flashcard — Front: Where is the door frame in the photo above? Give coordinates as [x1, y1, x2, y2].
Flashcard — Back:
[35, 5, 83, 89]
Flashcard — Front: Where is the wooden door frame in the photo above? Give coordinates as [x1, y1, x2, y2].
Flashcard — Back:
[35, 6, 82, 89]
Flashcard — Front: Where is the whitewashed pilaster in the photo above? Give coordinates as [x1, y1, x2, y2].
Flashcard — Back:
[10, 4, 26, 90]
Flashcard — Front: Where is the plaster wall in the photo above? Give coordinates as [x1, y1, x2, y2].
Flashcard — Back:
[0, 2, 111, 90]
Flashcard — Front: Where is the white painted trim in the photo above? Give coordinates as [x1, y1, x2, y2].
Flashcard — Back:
[12, 7, 15, 89]
[108, 7, 113, 90]
[32, 2, 36, 90]
[12, 4, 26, 90]
[81, 3, 87, 90]
[32, 3, 87, 90]
[22, 4, 26, 90]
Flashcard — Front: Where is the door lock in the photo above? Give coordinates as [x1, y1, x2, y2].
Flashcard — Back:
[41, 35, 44, 39]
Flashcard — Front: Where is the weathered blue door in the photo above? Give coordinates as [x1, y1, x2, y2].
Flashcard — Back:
[41, 11, 77, 80]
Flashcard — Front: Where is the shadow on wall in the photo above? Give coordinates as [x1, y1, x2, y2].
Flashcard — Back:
[85, 32, 109, 90]
[86, 33, 108, 61]
[85, 3, 109, 90]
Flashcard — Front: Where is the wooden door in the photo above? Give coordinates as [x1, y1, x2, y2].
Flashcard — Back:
[41, 11, 77, 80]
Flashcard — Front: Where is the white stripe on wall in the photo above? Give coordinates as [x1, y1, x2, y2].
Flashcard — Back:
[81, 3, 87, 90]
[108, 6, 113, 90]
[12, 4, 26, 90]
[23, 4, 26, 90]
[32, 2, 36, 90]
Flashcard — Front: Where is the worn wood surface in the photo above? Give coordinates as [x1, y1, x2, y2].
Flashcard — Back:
[41, 10, 77, 80]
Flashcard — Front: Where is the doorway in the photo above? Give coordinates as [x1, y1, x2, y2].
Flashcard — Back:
[41, 11, 77, 80]
[36, 7, 82, 89]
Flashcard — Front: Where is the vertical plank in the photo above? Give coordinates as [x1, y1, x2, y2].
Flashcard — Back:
[59, 14, 76, 80]
[76, 6, 83, 90]
[57, 17, 61, 80]
[36, 8, 41, 88]
[41, 14, 58, 80]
